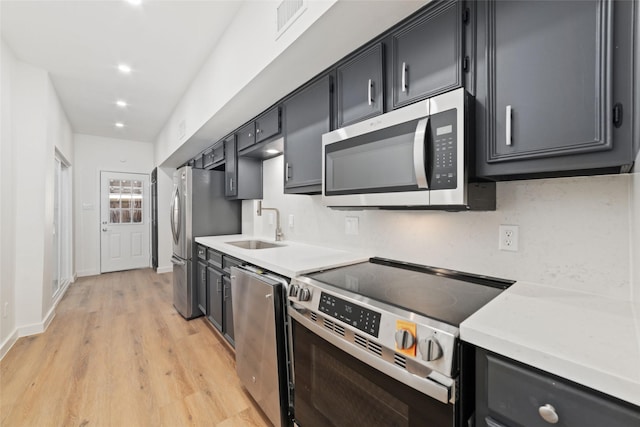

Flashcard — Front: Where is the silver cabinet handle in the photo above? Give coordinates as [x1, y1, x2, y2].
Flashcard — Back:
[368, 79, 373, 105]
[216, 279, 222, 293]
[285, 162, 291, 182]
[102, 228, 108, 232]
[506, 105, 513, 146]
[229, 178, 234, 192]
[401, 62, 407, 92]
[538, 404, 559, 424]
[413, 117, 429, 189]
[256, 129, 261, 134]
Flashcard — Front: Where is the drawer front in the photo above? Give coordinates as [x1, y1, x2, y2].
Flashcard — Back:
[207, 249, 223, 269]
[196, 245, 206, 260]
[486, 355, 640, 427]
[236, 122, 256, 152]
[222, 255, 243, 273]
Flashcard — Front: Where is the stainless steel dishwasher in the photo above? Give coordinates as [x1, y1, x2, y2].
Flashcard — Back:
[230, 266, 290, 427]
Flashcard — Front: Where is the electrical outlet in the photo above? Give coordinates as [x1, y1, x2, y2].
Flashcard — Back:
[288, 214, 295, 230]
[345, 216, 359, 235]
[499, 225, 519, 251]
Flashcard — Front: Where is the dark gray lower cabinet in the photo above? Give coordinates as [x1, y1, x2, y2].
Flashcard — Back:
[476, 0, 638, 179]
[222, 275, 234, 345]
[207, 266, 224, 332]
[475, 348, 640, 427]
[283, 74, 333, 194]
[196, 260, 207, 315]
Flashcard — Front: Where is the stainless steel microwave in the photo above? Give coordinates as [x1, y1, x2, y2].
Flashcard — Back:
[322, 88, 495, 210]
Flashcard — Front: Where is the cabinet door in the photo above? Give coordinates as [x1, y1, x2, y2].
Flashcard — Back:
[476, 0, 623, 178]
[224, 136, 237, 198]
[255, 106, 281, 143]
[236, 122, 256, 152]
[283, 74, 332, 194]
[337, 43, 384, 127]
[196, 261, 207, 315]
[207, 266, 223, 332]
[223, 275, 234, 346]
[391, 0, 463, 108]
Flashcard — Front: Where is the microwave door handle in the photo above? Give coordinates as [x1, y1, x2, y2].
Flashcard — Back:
[413, 117, 429, 189]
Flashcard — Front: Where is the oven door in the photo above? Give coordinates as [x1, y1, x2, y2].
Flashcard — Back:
[290, 317, 454, 427]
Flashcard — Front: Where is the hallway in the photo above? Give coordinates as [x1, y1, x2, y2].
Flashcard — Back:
[0, 269, 270, 426]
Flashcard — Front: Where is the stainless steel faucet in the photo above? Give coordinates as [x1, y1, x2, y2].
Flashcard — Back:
[256, 201, 284, 241]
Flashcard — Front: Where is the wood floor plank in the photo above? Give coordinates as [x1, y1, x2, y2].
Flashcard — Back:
[0, 268, 271, 427]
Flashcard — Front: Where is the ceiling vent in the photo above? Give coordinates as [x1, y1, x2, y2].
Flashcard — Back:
[276, 0, 306, 38]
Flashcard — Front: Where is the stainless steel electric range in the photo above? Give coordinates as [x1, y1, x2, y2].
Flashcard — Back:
[287, 257, 514, 427]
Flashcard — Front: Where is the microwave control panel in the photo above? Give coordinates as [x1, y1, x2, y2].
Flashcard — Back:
[430, 108, 457, 190]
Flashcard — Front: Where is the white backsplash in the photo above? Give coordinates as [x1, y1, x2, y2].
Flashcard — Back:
[244, 155, 636, 300]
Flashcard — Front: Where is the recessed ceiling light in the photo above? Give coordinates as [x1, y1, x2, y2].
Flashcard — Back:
[115, 122, 125, 128]
[125, 0, 143, 6]
[117, 64, 132, 74]
[116, 100, 128, 108]
[266, 149, 280, 154]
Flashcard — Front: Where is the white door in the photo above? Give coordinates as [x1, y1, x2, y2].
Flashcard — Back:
[100, 171, 150, 273]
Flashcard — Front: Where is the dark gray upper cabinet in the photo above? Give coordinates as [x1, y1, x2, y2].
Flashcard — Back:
[283, 74, 333, 194]
[390, 0, 463, 109]
[237, 106, 282, 155]
[224, 136, 237, 198]
[236, 122, 255, 152]
[224, 135, 263, 200]
[337, 43, 384, 127]
[476, 0, 637, 179]
[255, 106, 281, 143]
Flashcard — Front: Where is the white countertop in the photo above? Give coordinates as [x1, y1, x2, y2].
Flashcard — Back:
[460, 281, 640, 407]
[195, 234, 369, 278]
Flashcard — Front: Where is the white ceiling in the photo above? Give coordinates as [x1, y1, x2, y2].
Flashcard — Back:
[1, 0, 244, 143]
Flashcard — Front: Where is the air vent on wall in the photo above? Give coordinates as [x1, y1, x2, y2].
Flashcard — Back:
[276, 0, 306, 39]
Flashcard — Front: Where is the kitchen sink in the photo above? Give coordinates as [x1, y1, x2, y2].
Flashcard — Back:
[226, 240, 285, 250]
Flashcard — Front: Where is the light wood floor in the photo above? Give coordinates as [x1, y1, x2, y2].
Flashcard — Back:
[0, 269, 271, 427]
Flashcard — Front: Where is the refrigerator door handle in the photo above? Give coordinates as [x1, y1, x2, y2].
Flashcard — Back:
[170, 186, 181, 245]
[170, 255, 185, 266]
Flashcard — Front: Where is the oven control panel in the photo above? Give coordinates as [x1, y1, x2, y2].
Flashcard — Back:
[318, 292, 381, 337]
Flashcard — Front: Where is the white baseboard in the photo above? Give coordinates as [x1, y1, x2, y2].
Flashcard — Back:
[76, 268, 99, 278]
[0, 329, 19, 361]
[157, 265, 173, 274]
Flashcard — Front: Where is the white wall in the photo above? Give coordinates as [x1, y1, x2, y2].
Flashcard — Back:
[155, 0, 427, 167]
[74, 134, 154, 277]
[632, 153, 640, 302]
[156, 166, 174, 274]
[248, 156, 636, 301]
[1, 39, 74, 356]
[0, 40, 17, 350]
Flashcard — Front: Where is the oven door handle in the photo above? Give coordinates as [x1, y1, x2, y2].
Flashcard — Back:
[288, 307, 453, 404]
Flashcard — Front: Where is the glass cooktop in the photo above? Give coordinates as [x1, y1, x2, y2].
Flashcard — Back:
[305, 258, 514, 327]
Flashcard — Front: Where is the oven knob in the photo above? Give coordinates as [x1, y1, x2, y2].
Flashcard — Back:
[418, 336, 443, 361]
[394, 329, 415, 350]
[298, 287, 312, 302]
[289, 284, 299, 298]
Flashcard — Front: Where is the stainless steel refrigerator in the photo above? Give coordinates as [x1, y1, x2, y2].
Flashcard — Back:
[170, 166, 240, 319]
